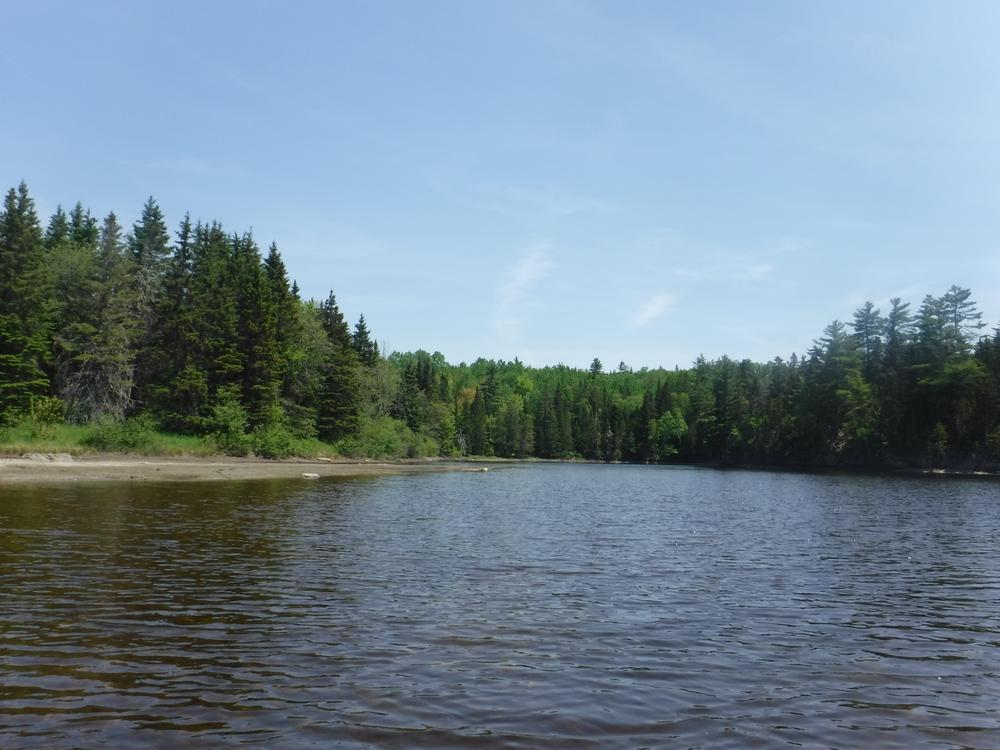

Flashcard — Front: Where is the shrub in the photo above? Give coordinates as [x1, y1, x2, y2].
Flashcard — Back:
[30, 396, 66, 424]
[83, 414, 159, 452]
[336, 416, 440, 459]
[206, 387, 251, 456]
[251, 406, 297, 459]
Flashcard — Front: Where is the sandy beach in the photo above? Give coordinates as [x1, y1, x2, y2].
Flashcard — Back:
[0, 453, 483, 485]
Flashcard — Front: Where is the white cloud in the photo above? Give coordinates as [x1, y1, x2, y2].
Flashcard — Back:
[493, 243, 555, 338]
[631, 293, 676, 328]
[665, 235, 806, 284]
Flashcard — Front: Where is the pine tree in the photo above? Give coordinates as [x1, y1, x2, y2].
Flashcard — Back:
[129, 196, 171, 274]
[129, 196, 172, 406]
[233, 232, 280, 426]
[69, 202, 99, 247]
[145, 214, 206, 427]
[59, 212, 141, 421]
[0, 182, 52, 418]
[316, 292, 362, 441]
[50, 201, 102, 406]
[468, 387, 489, 455]
[190, 222, 242, 397]
[916, 294, 948, 367]
[940, 285, 985, 356]
[851, 301, 884, 381]
[44, 205, 69, 250]
[263, 242, 300, 396]
[799, 321, 872, 460]
[352, 314, 379, 367]
[399, 361, 423, 431]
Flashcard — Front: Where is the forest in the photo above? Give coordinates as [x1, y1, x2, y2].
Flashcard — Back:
[2, 180, 999, 470]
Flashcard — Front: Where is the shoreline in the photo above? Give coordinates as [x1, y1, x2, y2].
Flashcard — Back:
[0, 454, 497, 485]
[2, 452, 997, 486]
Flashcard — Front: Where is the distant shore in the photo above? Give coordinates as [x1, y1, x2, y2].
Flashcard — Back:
[0, 453, 500, 485]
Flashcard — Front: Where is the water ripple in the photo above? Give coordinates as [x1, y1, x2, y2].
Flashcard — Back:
[1, 466, 999, 748]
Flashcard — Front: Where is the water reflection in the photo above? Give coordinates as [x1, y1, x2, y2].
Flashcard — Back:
[1, 467, 998, 749]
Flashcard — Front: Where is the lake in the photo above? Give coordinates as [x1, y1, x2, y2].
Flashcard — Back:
[1, 464, 998, 749]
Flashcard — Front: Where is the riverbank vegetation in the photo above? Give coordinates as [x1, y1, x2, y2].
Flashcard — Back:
[3, 181, 999, 469]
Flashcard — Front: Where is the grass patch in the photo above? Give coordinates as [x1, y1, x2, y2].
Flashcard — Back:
[0, 415, 445, 460]
[0, 421, 94, 456]
[0, 418, 216, 457]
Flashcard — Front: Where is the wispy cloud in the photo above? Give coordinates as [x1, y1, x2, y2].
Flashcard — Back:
[666, 235, 806, 284]
[493, 243, 555, 338]
[630, 293, 675, 328]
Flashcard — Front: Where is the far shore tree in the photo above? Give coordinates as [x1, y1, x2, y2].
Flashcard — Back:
[1, 180, 998, 469]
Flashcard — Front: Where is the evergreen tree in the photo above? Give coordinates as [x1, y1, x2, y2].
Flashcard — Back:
[233, 232, 280, 425]
[49, 202, 101, 401]
[852, 301, 884, 381]
[316, 291, 362, 441]
[129, 196, 171, 274]
[59, 212, 141, 421]
[352, 314, 379, 367]
[129, 196, 173, 404]
[0, 183, 51, 418]
[190, 222, 242, 397]
[44, 205, 69, 250]
[69, 202, 99, 248]
[144, 214, 206, 427]
[940, 285, 985, 356]
[468, 387, 489, 455]
[263, 242, 300, 397]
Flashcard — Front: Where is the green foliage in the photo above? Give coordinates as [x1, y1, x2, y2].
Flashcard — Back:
[316, 292, 362, 441]
[0, 420, 92, 455]
[250, 405, 297, 459]
[0, 182, 51, 418]
[650, 409, 686, 461]
[206, 386, 252, 456]
[29, 396, 66, 424]
[4, 180, 1000, 472]
[352, 313, 379, 367]
[83, 414, 160, 452]
[336, 416, 438, 459]
[984, 428, 1000, 462]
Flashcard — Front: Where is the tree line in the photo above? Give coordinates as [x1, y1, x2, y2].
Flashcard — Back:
[2, 181, 999, 468]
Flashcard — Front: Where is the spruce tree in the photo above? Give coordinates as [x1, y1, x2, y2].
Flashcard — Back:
[316, 292, 362, 441]
[233, 232, 280, 426]
[0, 182, 52, 418]
[145, 214, 207, 427]
[44, 205, 69, 250]
[128, 196, 172, 406]
[50, 202, 102, 402]
[468, 387, 489, 455]
[352, 314, 379, 367]
[129, 196, 171, 274]
[190, 222, 242, 397]
[59, 212, 141, 421]
[263, 242, 301, 400]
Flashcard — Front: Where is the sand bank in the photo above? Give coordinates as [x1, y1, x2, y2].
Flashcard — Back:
[0, 454, 481, 485]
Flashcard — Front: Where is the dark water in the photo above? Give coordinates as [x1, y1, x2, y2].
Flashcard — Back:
[1, 465, 999, 749]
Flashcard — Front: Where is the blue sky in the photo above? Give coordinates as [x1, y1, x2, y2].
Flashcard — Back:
[3, 1, 999, 368]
